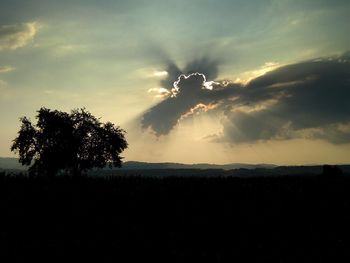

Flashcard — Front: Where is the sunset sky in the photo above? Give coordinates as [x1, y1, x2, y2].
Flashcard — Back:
[0, 0, 349, 165]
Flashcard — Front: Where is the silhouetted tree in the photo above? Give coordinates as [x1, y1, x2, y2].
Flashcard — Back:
[11, 107, 128, 176]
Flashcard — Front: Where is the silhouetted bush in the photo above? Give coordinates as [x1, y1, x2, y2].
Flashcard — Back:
[322, 164, 343, 177]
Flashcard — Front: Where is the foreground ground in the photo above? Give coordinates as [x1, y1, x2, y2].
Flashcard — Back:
[1, 173, 349, 262]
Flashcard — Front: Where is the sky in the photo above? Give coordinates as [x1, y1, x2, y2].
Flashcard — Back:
[0, 0, 349, 165]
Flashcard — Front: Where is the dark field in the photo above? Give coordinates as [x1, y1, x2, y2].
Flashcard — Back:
[1, 173, 349, 262]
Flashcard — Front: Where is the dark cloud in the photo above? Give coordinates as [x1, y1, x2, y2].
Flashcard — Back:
[220, 52, 350, 143]
[141, 58, 239, 135]
[183, 57, 220, 80]
[141, 52, 350, 144]
[159, 62, 182, 91]
[158, 57, 221, 91]
[142, 72, 238, 135]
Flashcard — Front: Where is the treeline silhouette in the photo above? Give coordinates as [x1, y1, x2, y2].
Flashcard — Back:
[1, 171, 349, 262]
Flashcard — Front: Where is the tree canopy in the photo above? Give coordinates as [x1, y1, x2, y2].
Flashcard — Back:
[11, 107, 128, 176]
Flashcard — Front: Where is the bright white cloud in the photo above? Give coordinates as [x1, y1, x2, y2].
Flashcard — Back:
[153, 70, 168, 77]
[147, 87, 171, 98]
[0, 22, 40, 50]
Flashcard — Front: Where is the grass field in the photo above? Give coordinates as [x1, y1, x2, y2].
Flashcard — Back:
[1, 173, 349, 262]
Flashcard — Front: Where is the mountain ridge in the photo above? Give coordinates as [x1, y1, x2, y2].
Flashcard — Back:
[120, 161, 277, 170]
[2, 157, 350, 175]
[0, 157, 276, 171]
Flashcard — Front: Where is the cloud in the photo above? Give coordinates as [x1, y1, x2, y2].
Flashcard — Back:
[141, 57, 240, 135]
[142, 73, 209, 135]
[219, 51, 350, 144]
[183, 57, 220, 80]
[152, 70, 168, 77]
[0, 66, 15, 73]
[147, 87, 170, 99]
[141, 52, 350, 144]
[0, 22, 40, 50]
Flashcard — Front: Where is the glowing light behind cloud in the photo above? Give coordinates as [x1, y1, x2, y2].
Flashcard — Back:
[234, 62, 281, 85]
[172, 72, 218, 96]
[147, 87, 171, 98]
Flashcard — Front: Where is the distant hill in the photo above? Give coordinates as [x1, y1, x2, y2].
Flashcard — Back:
[0, 157, 276, 171]
[121, 161, 277, 170]
[1, 157, 350, 176]
[0, 157, 27, 171]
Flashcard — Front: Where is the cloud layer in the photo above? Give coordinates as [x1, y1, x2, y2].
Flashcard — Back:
[141, 52, 350, 144]
[0, 22, 39, 50]
[220, 52, 350, 144]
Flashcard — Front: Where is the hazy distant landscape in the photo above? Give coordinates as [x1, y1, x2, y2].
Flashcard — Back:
[2, 157, 350, 177]
[0, 157, 276, 171]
